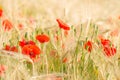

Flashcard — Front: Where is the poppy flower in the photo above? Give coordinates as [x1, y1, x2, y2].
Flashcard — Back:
[19, 39, 35, 47]
[2, 19, 13, 31]
[0, 65, 6, 77]
[101, 39, 116, 57]
[0, 8, 3, 17]
[36, 34, 50, 43]
[4, 45, 18, 52]
[103, 47, 116, 57]
[84, 41, 92, 52]
[101, 39, 111, 47]
[62, 57, 68, 63]
[56, 19, 70, 30]
[22, 44, 41, 59]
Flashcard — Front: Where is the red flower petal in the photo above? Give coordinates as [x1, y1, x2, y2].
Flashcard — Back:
[84, 41, 92, 52]
[0, 8, 3, 17]
[22, 44, 41, 59]
[111, 47, 116, 55]
[4, 45, 10, 51]
[101, 39, 111, 47]
[19, 40, 26, 47]
[4, 45, 18, 52]
[36, 34, 50, 43]
[101, 39, 117, 57]
[103, 47, 116, 57]
[2, 19, 13, 31]
[56, 19, 70, 30]
[10, 46, 18, 52]
[62, 57, 68, 63]
[19, 40, 35, 47]
[104, 47, 111, 56]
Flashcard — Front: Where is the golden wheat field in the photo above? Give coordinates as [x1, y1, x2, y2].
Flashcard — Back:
[0, 0, 120, 80]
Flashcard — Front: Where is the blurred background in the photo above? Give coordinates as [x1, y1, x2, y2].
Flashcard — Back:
[0, 0, 120, 28]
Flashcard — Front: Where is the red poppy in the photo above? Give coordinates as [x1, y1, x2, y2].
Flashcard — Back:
[4, 45, 18, 52]
[36, 34, 50, 43]
[56, 19, 70, 30]
[84, 41, 92, 52]
[101, 39, 116, 57]
[2, 19, 13, 31]
[0, 8, 3, 17]
[101, 39, 111, 47]
[22, 44, 41, 59]
[19, 39, 35, 47]
[62, 57, 68, 63]
[103, 47, 116, 57]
